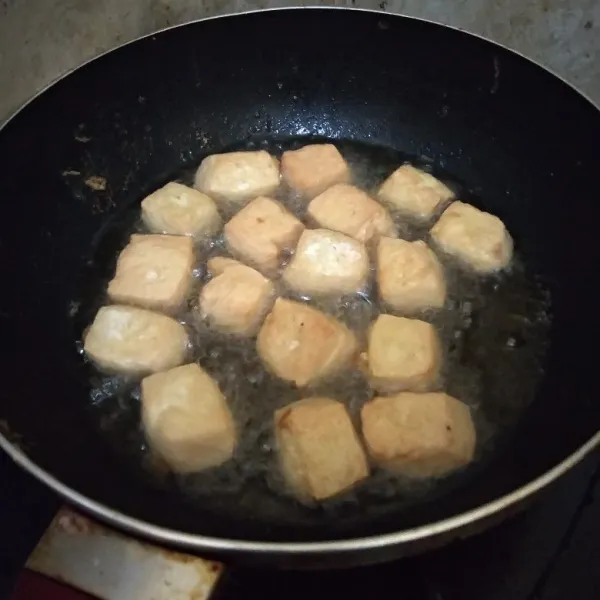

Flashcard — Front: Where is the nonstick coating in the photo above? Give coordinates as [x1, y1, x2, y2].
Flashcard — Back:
[1, 9, 600, 561]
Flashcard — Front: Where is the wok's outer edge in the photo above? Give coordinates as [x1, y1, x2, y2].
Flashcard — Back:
[1, 6, 600, 556]
[2, 428, 599, 555]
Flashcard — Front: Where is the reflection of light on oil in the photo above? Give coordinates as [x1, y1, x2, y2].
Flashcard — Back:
[287, 114, 341, 138]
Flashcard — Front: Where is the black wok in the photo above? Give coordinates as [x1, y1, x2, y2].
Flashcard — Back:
[1, 8, 599, 568]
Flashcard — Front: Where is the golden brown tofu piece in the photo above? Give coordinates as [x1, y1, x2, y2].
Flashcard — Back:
[361, 392, 476, 478]
[83, 305, 188, 375]
[141, 182, 222, 238]
[142, 364, 236, 473]
[430, 201, 513, 273]
[274, 397, 369, 500]
[205, 256, 243, 276]
[281, 144, 350, 199]
[307, 184, 396, 244]
[366, 314, 441, 394]
[199, 264, 276, 336]
[194, 150, 280, 205]
[282, 229, 369, 296]
[377, 237, 446, 313]
[257, 298, 358, 387]
[107, 234, 194, 312]
[224, 196, 304, 275]
[378, 164, 454, 220]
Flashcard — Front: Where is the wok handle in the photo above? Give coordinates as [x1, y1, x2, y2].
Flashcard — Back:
[25, 508, 224, 600]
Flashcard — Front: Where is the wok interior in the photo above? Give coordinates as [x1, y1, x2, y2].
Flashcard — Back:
[1, 9, 599, 544]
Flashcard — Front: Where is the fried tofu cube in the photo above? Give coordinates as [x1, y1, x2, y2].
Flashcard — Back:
[199, 264, 275, 336]
[430, 201, 513, 273]
[361, 392, 476, 478]
[224, 196, 304, 275]
[282, 229, 369, 296]
[307, 184, 396, 244]
[194, 150, 280, 205]
[378, 164, 454, 220]
[377, 237, 446, 313]
[257, 299, 358, 387]
[83, 305, 188, 375]
[274, 397, 369, 500]
[141, 182, 222, 238]
[366, 315, 441, 394]
[107, 234, 194, 311]
[206, 256, 242, 276]
[141, 364, 236, 473]
[281, 144, 350, 199]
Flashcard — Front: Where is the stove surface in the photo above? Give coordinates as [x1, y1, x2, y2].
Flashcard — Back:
[214, 456, 600, 600]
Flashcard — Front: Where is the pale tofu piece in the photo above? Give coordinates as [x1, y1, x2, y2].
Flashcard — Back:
[206, 256, 242, 276]
[282, 229, 369, 296]
[307, 184, 396, 244]
[377, 237, 446, 313]
[361, 392, 476, 478]
[107, 234, 194, 311]
[84, 305, 188, 375]
[378, 164, 454, 220]
[430, 201, 513, 273]
[281, 144, 350, 199]
[141, 364, 236, 473]
[224, 196, 304, 275]
[274, 397, 369, 500]
[194, 150, 280, 205]
[257, 299, 358, 387]
[366, 314, 441, 394]
[199, 264, 275, 336]
[141, 182, 222, 238]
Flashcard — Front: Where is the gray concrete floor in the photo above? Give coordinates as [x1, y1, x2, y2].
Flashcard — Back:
[0, 0, 599, 120]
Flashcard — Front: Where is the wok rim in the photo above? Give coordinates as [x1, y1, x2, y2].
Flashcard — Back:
[1, 6, 599, 555]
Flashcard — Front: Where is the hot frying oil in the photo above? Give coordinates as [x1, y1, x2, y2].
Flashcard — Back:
[76, 138, 551, 525]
